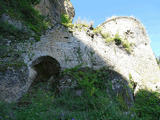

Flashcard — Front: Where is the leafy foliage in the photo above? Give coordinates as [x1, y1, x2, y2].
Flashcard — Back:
[156, 57, 160, 68]
[93, 26, 102, 34]
[0, 66, 160, 120]
[93, 27, 133, 54]
[0, 20, 29, 41]
[134, 90, 160, 120]
[62, 67, 107, 96]
[0, 0, 48, 41]
[61, 14, 73, 28]
[102, 33, 132, 53]
[114, 33, 122, 45]
[29, 0, 41, 5]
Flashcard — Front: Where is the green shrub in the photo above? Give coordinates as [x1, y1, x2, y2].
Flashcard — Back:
[0, 101, 15, 120]
[134, 90, 160, 120]
[122, 39, 132, 53]
[0, 20, 30, 42]
[61, 14, 73, 28]
[0, 21, 21, 37]
[114, 33, 122, 45]
[93, 26, 102, 33]
[29, 0, 40, 5]
[101, 32, 112, 41]
[104, 33, 122, 45]
[156, 57, 160, 67]
[0, 0, 48, 41]
[102, 33, 132, 53]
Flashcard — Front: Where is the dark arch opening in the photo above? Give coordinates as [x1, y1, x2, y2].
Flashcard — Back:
[31, 56, 61, 82]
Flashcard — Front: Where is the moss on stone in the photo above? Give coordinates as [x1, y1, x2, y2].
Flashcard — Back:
[102, 33, 132, 54]
[0, 61, 26, 72]
[61, 14, 74, 28]
[0, 0, 48, 42]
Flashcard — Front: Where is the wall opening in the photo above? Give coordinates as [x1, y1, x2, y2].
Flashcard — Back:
[31, 56, 61, 82]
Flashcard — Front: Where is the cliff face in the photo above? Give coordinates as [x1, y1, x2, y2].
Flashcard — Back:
[0, 0, 75, 102]
[35, 0, 75, 23]
[0, 0, 160, 103]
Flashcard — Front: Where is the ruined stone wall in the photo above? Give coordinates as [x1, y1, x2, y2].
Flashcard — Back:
[27, 17, 160, 93]
[0, 0, 160, 102]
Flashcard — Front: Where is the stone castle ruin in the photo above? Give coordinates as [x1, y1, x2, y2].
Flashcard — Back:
[0, 0, 160, 102]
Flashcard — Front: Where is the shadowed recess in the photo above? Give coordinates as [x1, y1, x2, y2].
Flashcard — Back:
[31, 56, 61, 82]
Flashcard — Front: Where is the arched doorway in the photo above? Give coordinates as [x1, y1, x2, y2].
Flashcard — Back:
[31, 56, 61, 82]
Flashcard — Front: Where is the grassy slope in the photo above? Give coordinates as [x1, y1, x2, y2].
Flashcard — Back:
[0, 67, 160, 120]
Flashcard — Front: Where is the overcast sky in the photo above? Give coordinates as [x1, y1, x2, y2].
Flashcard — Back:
[71, 0, 160, 56]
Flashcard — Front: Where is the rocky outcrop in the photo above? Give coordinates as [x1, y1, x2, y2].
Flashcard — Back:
[35, 0, 75, 23]
[0, 66, 28, 102]
[0, 0, 74, 102]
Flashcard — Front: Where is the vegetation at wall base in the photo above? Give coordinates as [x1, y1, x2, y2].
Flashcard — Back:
[134, 90, 160, 120]
[0, 66, 160, 120]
